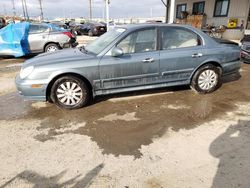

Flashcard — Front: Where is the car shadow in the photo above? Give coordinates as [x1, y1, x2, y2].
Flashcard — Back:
[210, 120, 250, 187]
[0, 163, 104, 188]
[221, 71, 241, 84]
[0, 54, 36, 60]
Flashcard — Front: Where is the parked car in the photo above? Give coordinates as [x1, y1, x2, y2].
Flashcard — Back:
[241, 35, 250, 64]
[16, 24, 241, 109]
[50, 21, 69, 30]
[76, 22, 106, 36]
[146, 20, 163, 23]
[28, 23, 78, 53]
[100, 21, 118, 30]
[67, 21, 82, 35]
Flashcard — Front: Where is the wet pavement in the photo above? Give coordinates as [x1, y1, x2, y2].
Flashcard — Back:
[0, 60, 249, 158]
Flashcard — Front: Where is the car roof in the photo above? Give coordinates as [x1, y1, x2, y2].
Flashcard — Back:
[119, 23, 195, 30]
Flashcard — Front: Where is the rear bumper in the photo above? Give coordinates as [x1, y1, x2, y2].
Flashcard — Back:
[61, 38, 78, 49]
[93, 29, 106, 36]
[15, 75, 47, 101]
[241, 50, 250, 64]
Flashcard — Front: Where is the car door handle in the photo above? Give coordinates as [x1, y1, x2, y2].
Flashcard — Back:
[142, 58, 155, 63]
[192, 53, 203, 58]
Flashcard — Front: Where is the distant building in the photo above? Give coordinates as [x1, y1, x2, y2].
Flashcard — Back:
[173, 0, 250, 39]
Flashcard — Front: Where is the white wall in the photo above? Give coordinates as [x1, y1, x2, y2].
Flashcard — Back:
[175, 0, 250, 28]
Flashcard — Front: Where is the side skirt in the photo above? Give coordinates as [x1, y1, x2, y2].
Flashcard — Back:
[94, 80, 190, 96]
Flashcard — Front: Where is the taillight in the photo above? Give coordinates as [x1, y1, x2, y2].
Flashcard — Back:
[63, 31, 73, 38]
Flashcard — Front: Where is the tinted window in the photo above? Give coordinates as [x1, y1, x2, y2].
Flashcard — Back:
[192, 1, 205, 15]
[117, 29, 157, 54]
[161, 27, 200, 50]
[29, 24, 49, 33]
[176, 4, 187, 19]
[214, 0, 230, 17]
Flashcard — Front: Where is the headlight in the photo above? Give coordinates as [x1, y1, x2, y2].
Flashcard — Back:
[20, 66, 34, 79]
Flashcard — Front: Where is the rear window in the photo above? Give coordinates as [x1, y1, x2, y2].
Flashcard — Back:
[50, 24, 66, 32]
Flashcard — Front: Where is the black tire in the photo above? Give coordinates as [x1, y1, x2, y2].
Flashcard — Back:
[50, 76, 91, 110]
[88, 30, 93, 37]
[45, 43, 59, 53]
[191, 64, 222, 94]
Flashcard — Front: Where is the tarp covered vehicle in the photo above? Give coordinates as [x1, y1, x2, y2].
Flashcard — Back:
[0, 22, 77, 57]
[0, 22, 30, 57]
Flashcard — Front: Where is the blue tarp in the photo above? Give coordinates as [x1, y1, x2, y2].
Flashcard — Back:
[0, 22, 30, 57]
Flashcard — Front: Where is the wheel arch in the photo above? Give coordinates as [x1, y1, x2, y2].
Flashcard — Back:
[46, 72, 93, 102]
[190, 61, 223, 81]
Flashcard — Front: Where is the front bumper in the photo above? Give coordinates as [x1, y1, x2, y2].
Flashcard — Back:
[15, 74, 48, 101]
[241, 50, 250, 64]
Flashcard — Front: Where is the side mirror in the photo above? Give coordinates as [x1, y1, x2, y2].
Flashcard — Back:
[111, 47, 124, 57]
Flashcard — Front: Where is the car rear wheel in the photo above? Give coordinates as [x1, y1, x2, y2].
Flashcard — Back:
[45, 43, 59, 53]
[191, 64, 222, 94]
[50, 76, 91, 109]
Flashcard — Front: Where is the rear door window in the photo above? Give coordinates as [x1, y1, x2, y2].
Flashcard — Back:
[29, 24, 50, 34]
[161, 27, 201, 50]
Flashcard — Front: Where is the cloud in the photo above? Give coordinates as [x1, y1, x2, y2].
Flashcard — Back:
[1, 0, 165, 19]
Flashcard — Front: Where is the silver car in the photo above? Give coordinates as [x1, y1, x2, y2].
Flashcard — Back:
[16, 24, 241, 110]
[28, 23, 77, 53]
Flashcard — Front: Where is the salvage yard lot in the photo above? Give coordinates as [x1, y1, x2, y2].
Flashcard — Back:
[0, 36, 250, 187]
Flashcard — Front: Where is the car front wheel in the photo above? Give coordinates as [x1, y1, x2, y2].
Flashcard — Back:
[50, 76, 91, 109]
[191, 64, 222, 94]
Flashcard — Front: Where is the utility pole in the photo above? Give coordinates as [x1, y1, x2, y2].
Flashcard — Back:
[23, 0, 29, 21]
[21, 0, 26, 20]
[89, 0, 92, 20]
[38, 0, 44, 21]
[161, 0, 170, 23]
[105, 0, 110, 31]
[12, 0, 16, 21]
[169, 0, 175, 23]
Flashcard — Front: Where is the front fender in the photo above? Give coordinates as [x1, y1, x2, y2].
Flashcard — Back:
[47, 69, 92, 84]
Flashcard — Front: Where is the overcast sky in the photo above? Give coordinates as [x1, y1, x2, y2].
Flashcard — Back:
[1, 0, 166, 19]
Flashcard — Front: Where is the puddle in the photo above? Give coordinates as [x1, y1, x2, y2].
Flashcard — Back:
[0, 92, 32, 120]
[0, 65, 249, 158]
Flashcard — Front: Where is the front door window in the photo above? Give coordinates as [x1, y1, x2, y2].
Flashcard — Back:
[117, 29, 157, 54]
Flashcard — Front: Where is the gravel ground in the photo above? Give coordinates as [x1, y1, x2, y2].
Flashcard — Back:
[0, 37, 250, 187]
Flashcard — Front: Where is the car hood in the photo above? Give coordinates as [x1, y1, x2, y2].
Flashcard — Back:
[23, 48, 95, 68]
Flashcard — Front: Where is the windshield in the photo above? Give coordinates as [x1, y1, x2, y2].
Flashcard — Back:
[84, 28, 126, 54]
